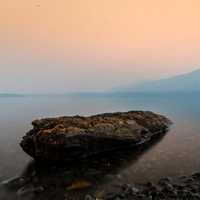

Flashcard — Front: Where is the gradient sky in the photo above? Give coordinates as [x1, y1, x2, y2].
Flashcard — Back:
[0, 0, 200, 93]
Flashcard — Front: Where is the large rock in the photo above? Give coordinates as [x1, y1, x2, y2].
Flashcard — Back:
[20, 111, 171, 161]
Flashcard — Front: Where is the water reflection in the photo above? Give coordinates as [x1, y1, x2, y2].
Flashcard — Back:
[0, 133, 166, 200]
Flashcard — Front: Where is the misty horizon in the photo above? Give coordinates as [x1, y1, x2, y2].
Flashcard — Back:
[0, 68, 199, 94]
[1, 1, 200, 93]
[1, 1, 200, 199]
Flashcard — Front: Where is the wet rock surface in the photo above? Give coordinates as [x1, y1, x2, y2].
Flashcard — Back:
[20, 111, 171, 161]
[100, 173, 200, 200]
[0, 134, 167, 200]
[2, 128, 200, 200]
[2, 165, 200, 200]
[0, 111, 177, 199]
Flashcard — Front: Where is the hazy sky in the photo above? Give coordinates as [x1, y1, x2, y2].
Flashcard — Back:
[0, 0, 200, 93]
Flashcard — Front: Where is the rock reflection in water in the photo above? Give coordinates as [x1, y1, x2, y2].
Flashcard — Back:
[0, 133, 166, 200]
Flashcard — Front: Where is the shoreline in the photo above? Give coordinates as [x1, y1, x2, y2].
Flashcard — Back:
[1, 111, 197, 199]
[1, 172, 200, 199]
[99, 172, 200, 200]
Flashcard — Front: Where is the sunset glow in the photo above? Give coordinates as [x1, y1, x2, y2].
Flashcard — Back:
[0, 0, 200, 92]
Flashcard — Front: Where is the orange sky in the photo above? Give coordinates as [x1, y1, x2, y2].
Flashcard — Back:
[0, 0, 200, 92]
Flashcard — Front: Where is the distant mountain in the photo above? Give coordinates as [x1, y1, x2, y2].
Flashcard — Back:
[117, 69, 200, 93]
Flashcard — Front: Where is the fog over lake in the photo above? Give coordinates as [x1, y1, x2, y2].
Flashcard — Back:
[0, 93, 199, 186]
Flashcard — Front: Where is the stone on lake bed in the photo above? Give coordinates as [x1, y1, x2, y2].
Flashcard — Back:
[20, 111, 172, 161]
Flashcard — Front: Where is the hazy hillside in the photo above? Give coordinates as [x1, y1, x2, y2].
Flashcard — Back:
[117, 69, 200, 93]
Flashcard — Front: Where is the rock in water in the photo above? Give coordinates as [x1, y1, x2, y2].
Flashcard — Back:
[20, 111, 171, 161]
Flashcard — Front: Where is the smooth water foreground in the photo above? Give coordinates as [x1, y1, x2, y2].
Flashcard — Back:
[0, 93, 200, 197]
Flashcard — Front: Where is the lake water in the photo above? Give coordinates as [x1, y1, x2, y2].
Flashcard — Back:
[0, 93, 200, 198]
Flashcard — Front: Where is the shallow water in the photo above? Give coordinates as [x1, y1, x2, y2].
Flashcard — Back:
[0, 93, 200, 198]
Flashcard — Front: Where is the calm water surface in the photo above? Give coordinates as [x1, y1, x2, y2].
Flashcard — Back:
[0, 93, 200, 190]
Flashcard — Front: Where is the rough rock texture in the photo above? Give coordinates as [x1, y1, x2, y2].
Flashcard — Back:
[100, 173, 200, 200]
[20, 111, 171, 161]
[2, 171, 200, 200]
